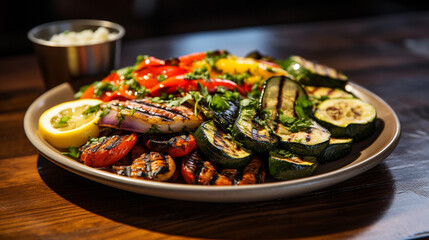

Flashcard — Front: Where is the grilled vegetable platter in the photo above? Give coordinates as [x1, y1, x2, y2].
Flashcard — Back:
[38, 50, 378, 186]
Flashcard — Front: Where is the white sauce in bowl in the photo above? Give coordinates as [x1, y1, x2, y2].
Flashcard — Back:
[50, 27, 118, 45]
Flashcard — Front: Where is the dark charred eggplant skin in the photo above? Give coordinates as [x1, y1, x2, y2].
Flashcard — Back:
[212, 100, 240, 133]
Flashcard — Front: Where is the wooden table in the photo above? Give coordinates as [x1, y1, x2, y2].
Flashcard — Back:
[1, 12, 429, 239]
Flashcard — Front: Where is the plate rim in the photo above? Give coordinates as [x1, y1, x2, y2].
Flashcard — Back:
[24, 82, 401, 202]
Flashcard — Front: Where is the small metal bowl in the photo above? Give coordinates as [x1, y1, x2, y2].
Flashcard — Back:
[28, 19, 125, 89]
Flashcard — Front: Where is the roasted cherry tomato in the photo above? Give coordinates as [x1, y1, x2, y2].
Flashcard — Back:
[146, 134, 197, 157]
[79, 132, 138, 168]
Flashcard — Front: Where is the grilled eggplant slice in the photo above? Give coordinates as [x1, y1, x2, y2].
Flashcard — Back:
[319, 138, 353, 162]
[194, 120, 252, 168]
[281, 55, 348, 89]
[268, 150, 318, 180]
[314, 98, 376, 140]
[99, 99, 203, 133]
[232, 105, 278, 153]
[130, 151, 176, 182]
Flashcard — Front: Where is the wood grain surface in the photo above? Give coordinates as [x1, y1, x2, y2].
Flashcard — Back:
[2, 12, 429, 239]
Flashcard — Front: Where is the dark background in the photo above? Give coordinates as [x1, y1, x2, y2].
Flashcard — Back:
[2, 0, 429, 57]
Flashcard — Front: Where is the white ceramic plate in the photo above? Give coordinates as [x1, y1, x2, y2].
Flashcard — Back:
[24, 82, 401, 202]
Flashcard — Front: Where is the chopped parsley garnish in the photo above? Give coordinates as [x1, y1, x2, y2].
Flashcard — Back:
[123, 78, 149, 97]
[185, 66, 210, 80]
[266, 67, 275, 73]
[197, 82, 230, 112]
[275, 59, 291, 71]
[147, 124, 161, 134]
[92, 81, 119, 97]
[116, 55, 149, 78]
[157, 73, 167, 82]
[82, 104, 101, 116]
[62, 146, 80, 159]
[215, 72, 251, 85]
[87, 136, 107, 144]
[278, 111, 313, 133]
[294, 95, 313, 119]
[271, 149, 295, 158]
[247, 83, 262, 100]
[100, 106, 111, 117]
[152, 94, 193, 108]
[74, 84, 90, 99]
[205, 50, 229, 68]
[117, 109, 126, 126]
[53, 116, 71, 128]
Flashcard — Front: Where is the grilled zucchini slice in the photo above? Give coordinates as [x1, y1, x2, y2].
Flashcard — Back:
[232, 106, 278, 153]
[259, 76, 330, 156]
[275, 122, 331, 156]
[314, 98, 376, 140]
[304, 86, 354, 105]
[281, 56, 348, 89]
[319, 138, 353, 162]
[194, 120, 252, 168]
[259, 76, 306, 124]
[268, 150, 318, 180]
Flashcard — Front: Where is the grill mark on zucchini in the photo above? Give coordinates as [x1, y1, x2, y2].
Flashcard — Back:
[275, 78, 286, 119]
[195, 120, 252, 169]
[213, 130, 228, 149]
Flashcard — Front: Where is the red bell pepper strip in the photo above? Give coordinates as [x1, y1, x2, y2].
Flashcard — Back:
[178, 52, 206, 67]
[150, 75, 246, 96]
[135, 56, 165, 70]
[132, 65, 187, 89]
[80, 72, 126, 101]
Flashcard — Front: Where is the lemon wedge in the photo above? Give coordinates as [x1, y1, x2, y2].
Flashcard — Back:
[39, 99, 103, 149]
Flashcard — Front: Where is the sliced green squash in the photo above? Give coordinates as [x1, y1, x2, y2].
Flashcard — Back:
[232, 106, 278, 153]
[268, 150, 318, 180]
[275, 121, 331, 156]
[281, 56, 348, 89]
[259, 76, 330, 156]
[259, 76, 306, 124]
[304, 86, 355, 105]
[194, 120, 252, 168]
[319, 138, 353, 162]
[314, 98, 376, 140]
